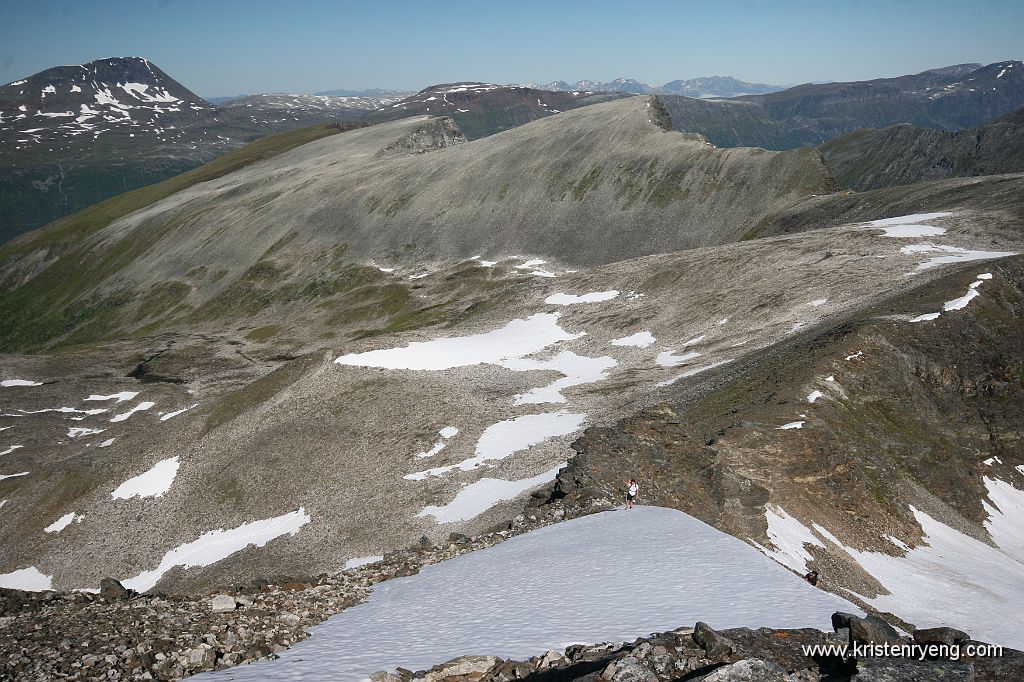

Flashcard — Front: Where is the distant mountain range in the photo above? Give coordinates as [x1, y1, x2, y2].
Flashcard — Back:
[512, 76, 788, 98]
[658, 60, 1024, 149]
[0, 58, 401, 241]
[3, 58, 1023, 245]
[312, 87, 413, 98]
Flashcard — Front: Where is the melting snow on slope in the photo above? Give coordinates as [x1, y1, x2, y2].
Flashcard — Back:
[755, 506, 822, 573]
[204, 507, 856, 681]
[868, 212, 952, 226]
[981, 477, 1024, 564]
[656, 359, 733, 387]
[907, 272, 993, 322]
[656, 350, 700, 368]
[417, 463, 566, 523]
[1, 379, 43, 387]
[0, 445, 23, 456]
[0, 471, 30, 482]
[343, 556, 384, 570]
[544, 291, 619, 305]
[901, 244, 1018, 271]
[755, 491, 1024, 649]
[414, 427, 459, 459]
[502, 351, 616, 404]
[0, 566, 53, 591]
[85, 391, 139, 403]
[335, 314, 582, 370]
[777, 421, 805, 430]
[111, 457, 180, 499]
[120, 508, 311, 593]
[406, 412, 585, 480]
[611, 331, 656, 348]
[67, 427, 105, 439]
[160, 403, 198, 421]
[110, 401, 155, 422]
[879, 225, 946, 238]
[807, 390, 824, 403]
[44, 512, 83, 533]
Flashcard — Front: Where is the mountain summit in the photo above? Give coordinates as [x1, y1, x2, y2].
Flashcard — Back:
[0, 56, 211, 140]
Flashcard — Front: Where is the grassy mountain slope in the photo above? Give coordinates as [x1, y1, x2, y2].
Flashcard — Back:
[819, 109, 1024, 191]
[0, 97, 835, 352]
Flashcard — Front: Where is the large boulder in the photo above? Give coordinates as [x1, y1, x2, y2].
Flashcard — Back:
[424, 655, 501, 682]
[694, 622, 736, 660]
[99, 578, 130, 599]
[912, 627, 970, 648]
[694, 659, 788, 681]
[209, 594, 237, 613]
[601, 657, 658, 682]
[832, 612, 904, 646]
[852, 658, 973, 681]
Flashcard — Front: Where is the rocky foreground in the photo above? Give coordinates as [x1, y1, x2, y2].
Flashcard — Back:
[381, 613, 1023, 682]
[0, 494, 602, 680]
[2, 491, 1020, 681]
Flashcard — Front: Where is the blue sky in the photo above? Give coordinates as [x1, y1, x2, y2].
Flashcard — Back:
[1, 0, 1020, 97]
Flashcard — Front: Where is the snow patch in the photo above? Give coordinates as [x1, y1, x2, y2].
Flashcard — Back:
[121, 508, 311, 593]
[406, 412, 585, 480]
[610, 331, 656, 348]
[0, 567, 52, 591]
[901, 244, 1018, 271]
[0, 445, 23, 457]
[218, 507, 855, 681]
[417, 463, 565, 523]
[85, 391, 139, 403]
[44, 512, 82, 533]
[343, 556, 384, 570]
[544, 291, 619, 305]
[777, 421, 805, 430]
[109, 401, 156, 422]
[111, 457, 180, 499]
[868, 212, 952, 226]
[67, 427, 105, 439]
[502, 351, 615, 404]
[2, 379, 43, 387]
[414, 427, 459, 460]
[656, 359, 733, 387]
[756, 506, 822, 573]
[0, 471, 30, 482]
[807, 390, 824, 404]
[335, 314, 582, 370]
[160, 403, 198, 421]
[656, 350, 700, 368]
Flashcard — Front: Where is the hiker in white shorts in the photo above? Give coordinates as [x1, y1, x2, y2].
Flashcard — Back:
[625, 478, 639, 509]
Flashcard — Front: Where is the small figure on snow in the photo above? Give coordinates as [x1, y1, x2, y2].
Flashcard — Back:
[625, 478, 639, 509]
[804, 570, 819, 586]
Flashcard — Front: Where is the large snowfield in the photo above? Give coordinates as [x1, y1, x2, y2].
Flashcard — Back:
[203, 506, 856, 681]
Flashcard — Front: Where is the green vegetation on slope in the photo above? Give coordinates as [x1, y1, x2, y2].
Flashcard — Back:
[1, 124, 345, 259]
[0, 125, 347, 351]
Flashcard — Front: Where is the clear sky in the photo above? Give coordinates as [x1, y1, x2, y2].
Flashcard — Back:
[1, 0, 1020, 97]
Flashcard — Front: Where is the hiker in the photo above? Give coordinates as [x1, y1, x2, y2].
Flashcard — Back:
[804, 570, 819, 586]
[625, 478, 639, 509]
